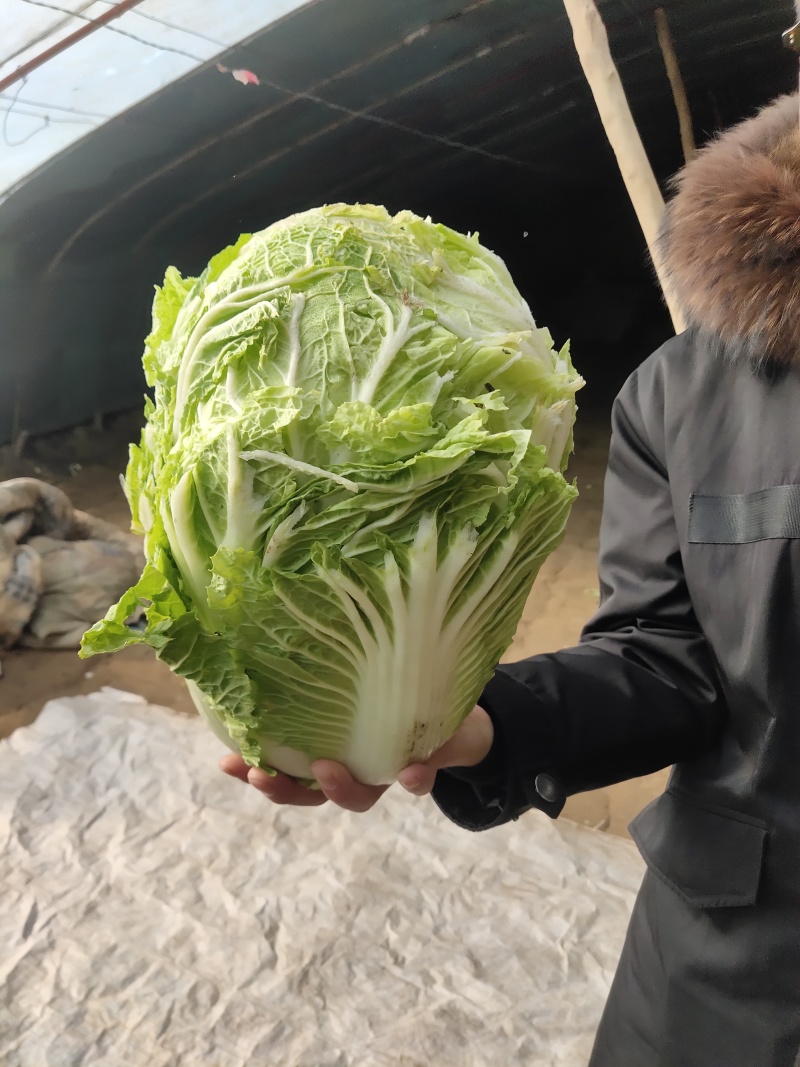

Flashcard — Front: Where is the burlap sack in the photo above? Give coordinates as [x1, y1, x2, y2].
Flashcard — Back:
[0, 479, 143, 650]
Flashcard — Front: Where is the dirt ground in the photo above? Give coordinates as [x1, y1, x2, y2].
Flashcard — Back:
[0, 409, 667, 838]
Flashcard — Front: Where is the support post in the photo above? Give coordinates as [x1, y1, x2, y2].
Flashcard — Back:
[562, 0, 686, 332]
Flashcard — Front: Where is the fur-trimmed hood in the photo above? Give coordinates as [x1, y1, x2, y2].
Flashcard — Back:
[660, 92, 800, 365]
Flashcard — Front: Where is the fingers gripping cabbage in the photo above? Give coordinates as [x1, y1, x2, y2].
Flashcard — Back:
[81, 204, 583, 785]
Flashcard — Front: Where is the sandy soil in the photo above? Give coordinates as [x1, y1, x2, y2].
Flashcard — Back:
[0, 410, 666, 837]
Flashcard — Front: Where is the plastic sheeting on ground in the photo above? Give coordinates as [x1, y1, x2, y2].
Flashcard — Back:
[0, 689, 644, 1066]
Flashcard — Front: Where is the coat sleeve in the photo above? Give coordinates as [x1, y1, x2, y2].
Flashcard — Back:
[432, 361, 727, 831]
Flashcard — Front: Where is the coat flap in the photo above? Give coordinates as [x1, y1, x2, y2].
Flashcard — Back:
[628, 790, 767, 908]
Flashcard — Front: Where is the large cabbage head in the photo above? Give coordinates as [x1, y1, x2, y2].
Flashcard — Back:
[82, 204, 582, 785]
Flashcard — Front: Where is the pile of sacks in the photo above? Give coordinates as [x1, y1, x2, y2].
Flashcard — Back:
[0, 478, 143, 650]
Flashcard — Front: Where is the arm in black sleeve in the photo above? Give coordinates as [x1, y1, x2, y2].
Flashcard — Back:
[432, 362, 727, 831]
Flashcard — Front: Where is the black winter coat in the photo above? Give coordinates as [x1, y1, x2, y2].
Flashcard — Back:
[433, 93, 800, 1066]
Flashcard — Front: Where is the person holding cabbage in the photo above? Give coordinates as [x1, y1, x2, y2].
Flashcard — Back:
[219, 96, 800, 1065]
[85, 75, 800, 1067]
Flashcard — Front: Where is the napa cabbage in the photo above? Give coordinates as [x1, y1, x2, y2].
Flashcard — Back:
[81, 204, 582, 785]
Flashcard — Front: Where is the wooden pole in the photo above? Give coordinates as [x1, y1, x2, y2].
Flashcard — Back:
[654, 7, 696, 164]
[562, 0, 686, 333]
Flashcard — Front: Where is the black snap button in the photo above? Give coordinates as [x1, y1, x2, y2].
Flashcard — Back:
[535, 773, 562, 804]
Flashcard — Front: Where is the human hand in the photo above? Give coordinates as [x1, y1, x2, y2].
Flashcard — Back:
[219, 704, 494, 813]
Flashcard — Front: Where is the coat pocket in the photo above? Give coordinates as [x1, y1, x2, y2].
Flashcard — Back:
[628, 790, 767, 908]
[688, 484, 800, 543]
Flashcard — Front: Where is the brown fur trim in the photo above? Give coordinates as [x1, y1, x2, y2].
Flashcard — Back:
[660, 93, 800, 364]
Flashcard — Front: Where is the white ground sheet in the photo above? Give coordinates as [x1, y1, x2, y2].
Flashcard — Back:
[0, 688, 644, 1066]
